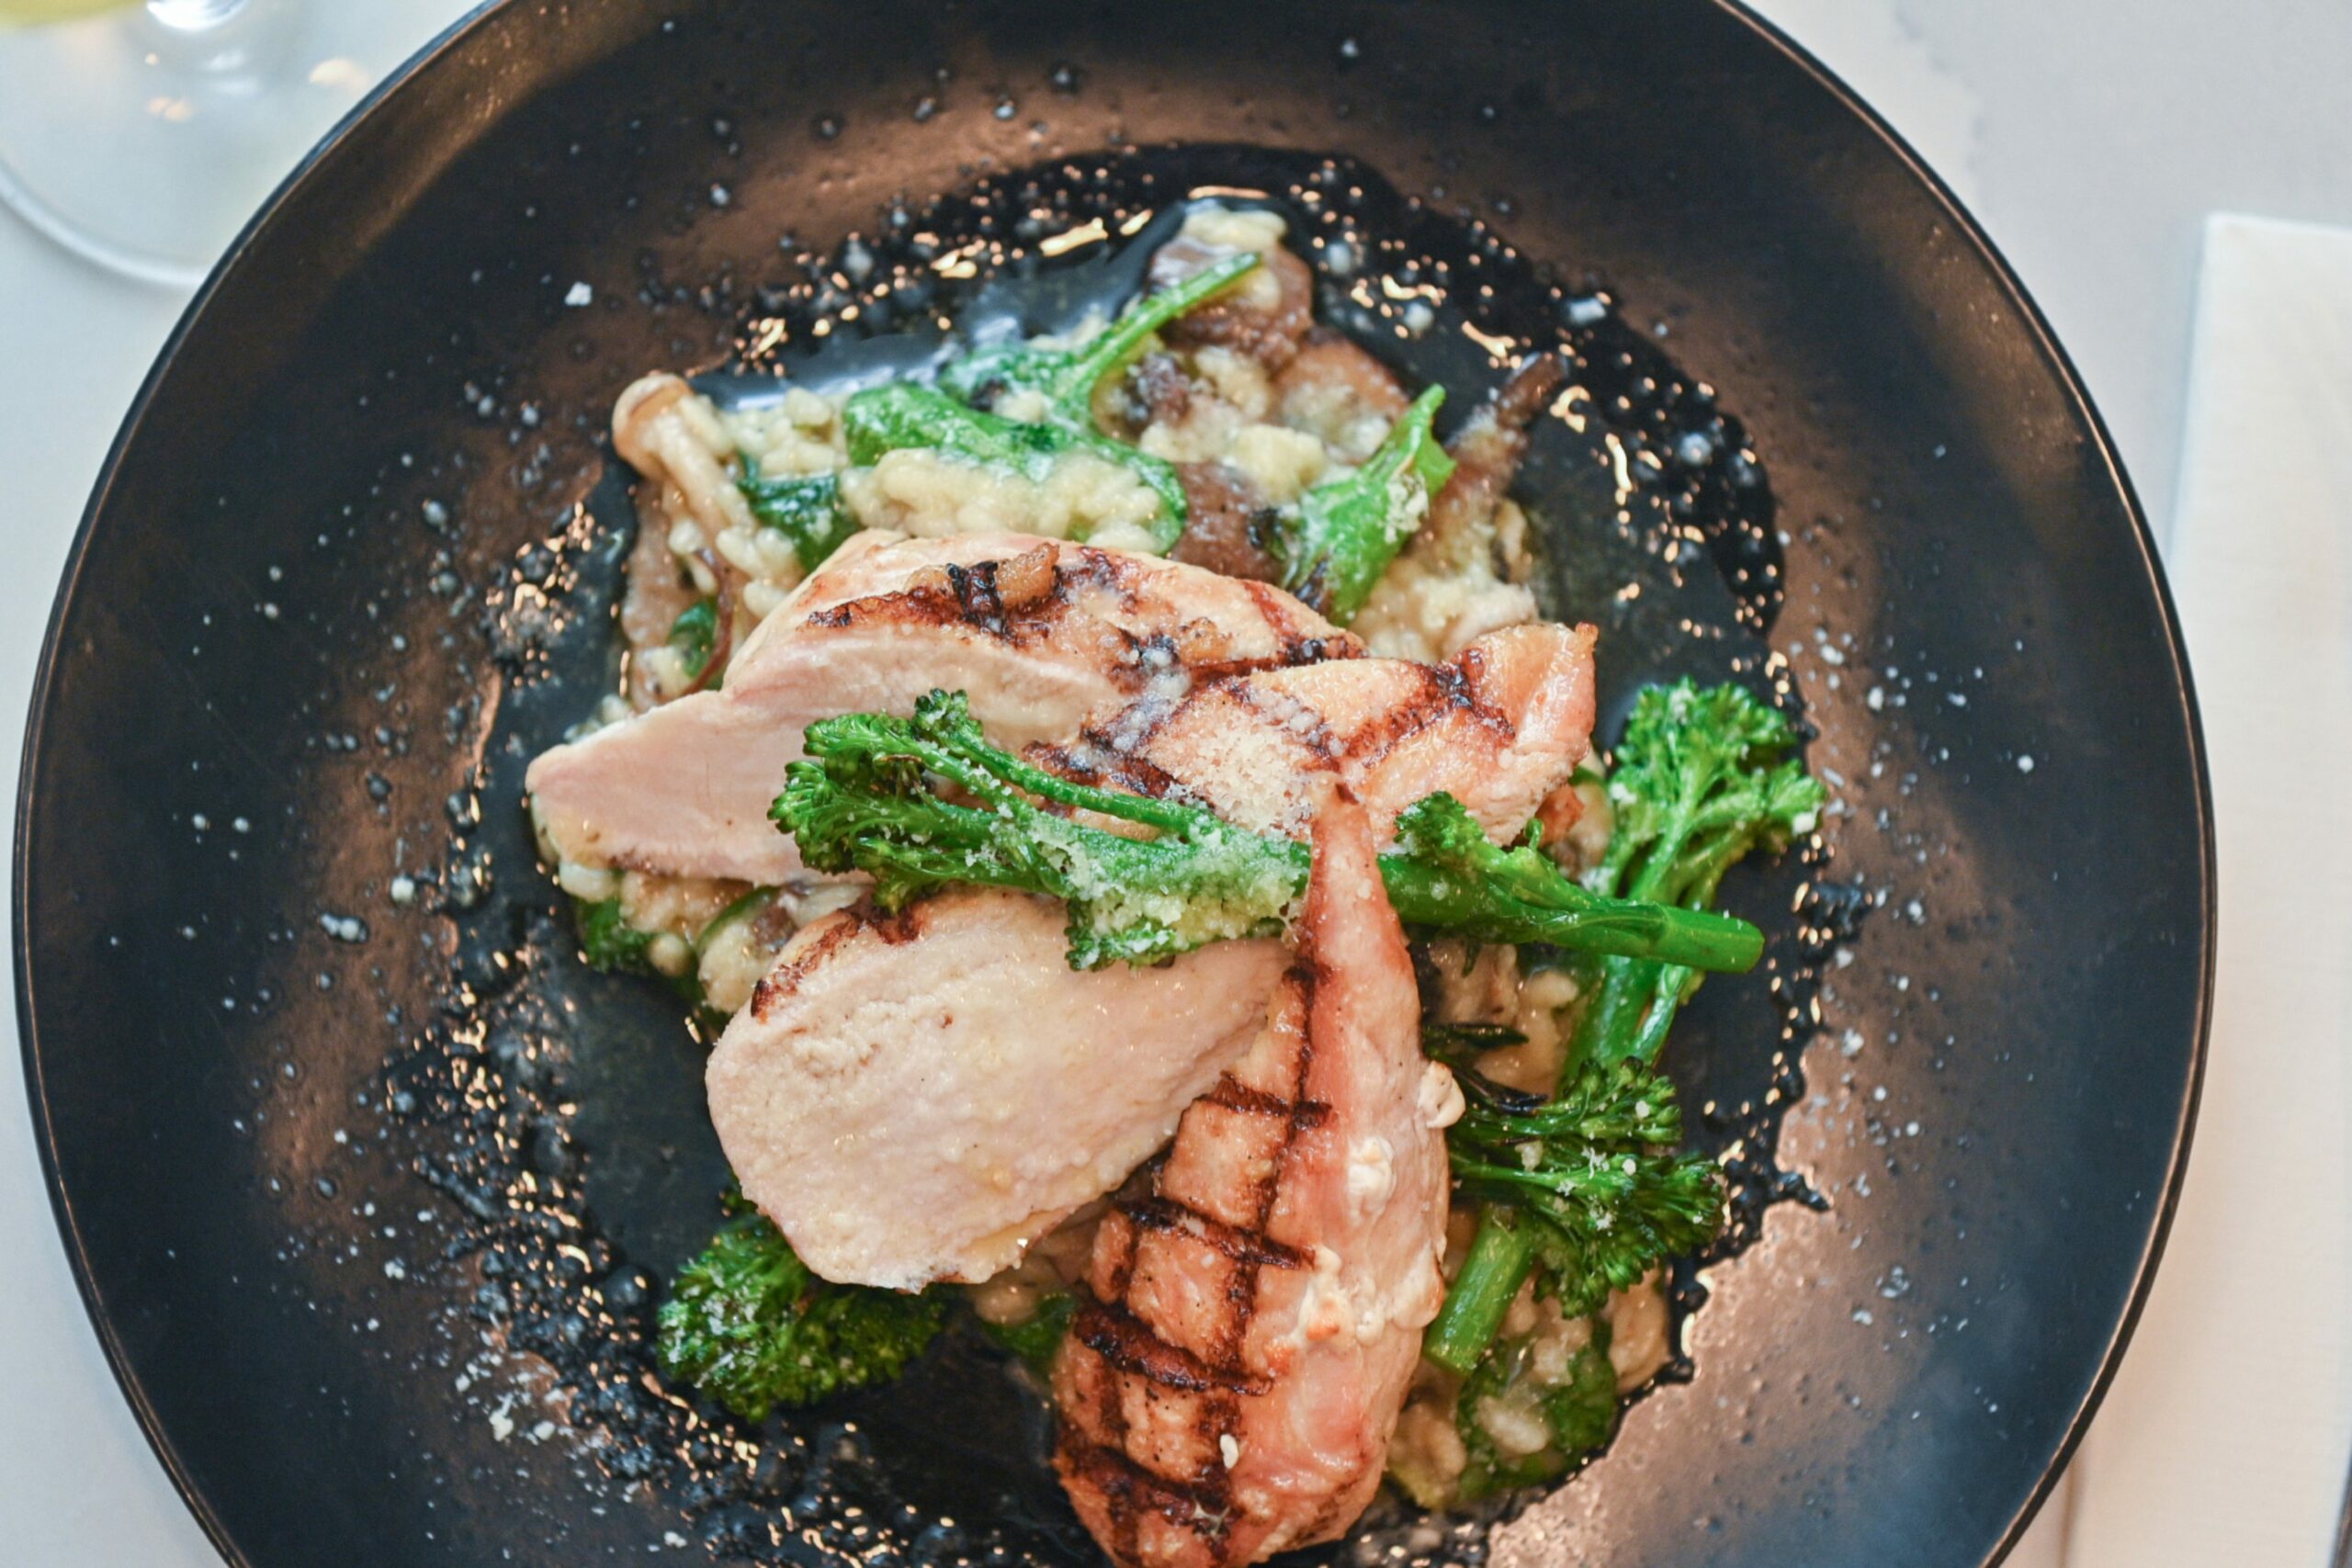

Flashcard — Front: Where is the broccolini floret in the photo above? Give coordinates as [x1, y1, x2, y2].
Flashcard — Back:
[1571, 678, 1826, 1068]
[1383, 1306, 1627, 1514]
[840, 252, 1263, 557]
[770, 690, 1765, 974]
[1417, 1315, 1621, 1506]
[976, 1291, 1077, 1373]
[575, 895, 656, 974]
[1422, 677, 1815, 1379]
[1272, 385, 1454, 623]
[1422, 1058, 1724, 1378]
[656, 1209, 948, 1421]
[571, 895, 710, 1011]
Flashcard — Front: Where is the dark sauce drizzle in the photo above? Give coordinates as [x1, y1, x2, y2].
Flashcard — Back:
[397, 147, 1849, 1567]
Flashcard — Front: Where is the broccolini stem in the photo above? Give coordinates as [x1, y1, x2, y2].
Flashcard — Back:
[1380, 856, 1761, 975]
[1425, 1056, 1724, 1371]
[1054, 252, 1260, 412]
[934, 252, 1260, 428]
[1570, 956, 1686, 1067]
[1564, 680, 1826, 1072]
[775, 693, 1765, 974]
[1423, 1208, 1535, 1377]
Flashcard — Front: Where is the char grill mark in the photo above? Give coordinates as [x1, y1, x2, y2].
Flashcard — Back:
[944, 559, 1007, 633]
[802, 552, 1353, 703]
[1120, 1195, 1309, 1270]
[1061, 1444, 1235, 1554]
[1046, 655, 1351, 795]
[1024, 739, 1193, 805]
[1060, 960, 1322, 1566]
[1037, 637, 1531, 829]
[1226, 682, 1341, 762]
[1241, 582, 1354, 668]
[801, 552, 1060, 641]
[1073, 1301, 1273, 1396]
[1203, 1073, 1331, 1130]
[1330, 659, 1514, 773]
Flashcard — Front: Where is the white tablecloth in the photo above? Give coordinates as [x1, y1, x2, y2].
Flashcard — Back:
[2047, 213, 2352, 1568]
[4, 2, 2348, 1561]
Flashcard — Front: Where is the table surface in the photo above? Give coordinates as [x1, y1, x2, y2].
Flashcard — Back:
[4, 1, 2347, 1560]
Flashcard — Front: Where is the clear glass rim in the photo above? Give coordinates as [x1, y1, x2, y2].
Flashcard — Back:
[0, 156, 207, 289]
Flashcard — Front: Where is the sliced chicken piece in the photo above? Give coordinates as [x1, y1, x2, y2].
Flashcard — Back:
[706, 621, 1591, 1292]
[705, 890, 1288, 1292]
[1053, 794, 1459, 1568]
[1044, 620, 1600, 847]
[526, 532, 1356, 886]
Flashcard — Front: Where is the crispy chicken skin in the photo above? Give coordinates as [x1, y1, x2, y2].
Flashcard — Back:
[1053, 794, 1458, 1568]
[705, 892, 1289, 1292]
[526, 534, 1356, 886]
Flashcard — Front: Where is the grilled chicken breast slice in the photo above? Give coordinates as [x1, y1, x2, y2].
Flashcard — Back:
[526, 532, 1354, 886]
[705, 890, 1291, 1292]
[1045, 620, 1600, 846]
[705, 620, 1590, 1293]
[1053, 794, 1459, 1568]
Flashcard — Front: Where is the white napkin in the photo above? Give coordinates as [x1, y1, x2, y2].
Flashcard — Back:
[2051, 214, 2352, 1566]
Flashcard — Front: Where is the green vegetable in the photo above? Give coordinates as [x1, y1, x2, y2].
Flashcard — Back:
[1272, 385, 1455, 622]
[656, 1209, 949, 1421]
[775, 688, 1294, 966]
[1571, 679, 1826, 1070]
[1422, 1059, 1722, 1377]
[770, 690, 1763, 973]
[842, 382, 1186, 552]
[667, 599, 720, 687]
[695, 886, 775, 949]
[1388, 793, 1760, 974]
[841, 254, 1259, 558]
[1449, 1319, 1621, 1504]
[976, 1291, 1076, 1372]
[1420, 1020, 1529, 1067]
[938, 251, 1261, 424]
[1419, 679, 1819, 1376]
[739, 462, 858, 570]
[576, 896, 657, 974]
[571, 895, 708, 1011]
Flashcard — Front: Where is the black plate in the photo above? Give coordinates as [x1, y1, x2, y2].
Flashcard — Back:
[16, 4, 2211, 1566]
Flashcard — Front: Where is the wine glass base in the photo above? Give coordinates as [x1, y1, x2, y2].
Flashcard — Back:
[0, 158, 210, 288]
[0, 0, 385, 288]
